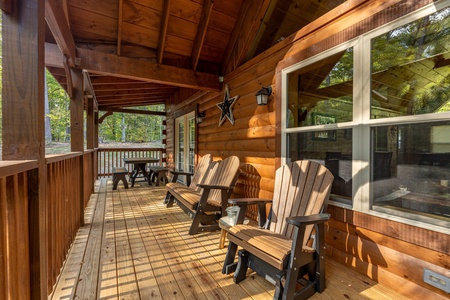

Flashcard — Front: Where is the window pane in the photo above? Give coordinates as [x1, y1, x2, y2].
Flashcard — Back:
[286, 47, 354, 128]
[371, 122, 450, 224]
[371, 8, 450, 118]
[188, 118, 195, 173]
[287, 129, 353, 201]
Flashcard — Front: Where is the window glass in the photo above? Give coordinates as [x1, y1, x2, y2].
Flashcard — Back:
[371, 122, 450, 224]
[188, 118, 196, 173]
[287, 129, 353, 201]
[371, 8, 450, 118]
[286, 47, 353, 128]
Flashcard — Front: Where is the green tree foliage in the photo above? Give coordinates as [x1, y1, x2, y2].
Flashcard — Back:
[98, 105, 164, 144]
[46, 71, 71, 142]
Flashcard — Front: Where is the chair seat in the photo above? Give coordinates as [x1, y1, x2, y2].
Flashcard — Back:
[167, 183, 222, 210]
[228, 224, 315, 270]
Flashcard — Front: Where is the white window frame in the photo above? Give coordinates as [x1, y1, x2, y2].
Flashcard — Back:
[175, 111, 195, 182]
[281, 0, 450, 233]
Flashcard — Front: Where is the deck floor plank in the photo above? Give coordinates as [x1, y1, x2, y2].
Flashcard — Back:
[98, 183, 119, 299]
[50, 178, 412, 300]
[134, 187, 226, 300]
[74, 177, 108, 299]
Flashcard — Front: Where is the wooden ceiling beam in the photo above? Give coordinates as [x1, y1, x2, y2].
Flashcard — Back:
[97, 107, 166, 116]
[96, 94, 171, 102]
[157, 0, 171, 64]
[92, 83, 179, 92]
[1, 0, 12, 14]
[99, 100, 165, 109]
[191, 0, 214, 70]
[45, 0, 78, 67]
[222, 0, 271, 75]
[45, 42, 64, 68]
[76, 47, 221, 91]
[95, 90, 176, 98]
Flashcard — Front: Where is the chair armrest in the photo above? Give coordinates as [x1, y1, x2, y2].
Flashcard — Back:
[228, 198, 272, 206]
[197, 183, 230, 190]
[286, 213, 330, 227]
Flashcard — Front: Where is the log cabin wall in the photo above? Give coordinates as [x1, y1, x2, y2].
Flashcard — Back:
[167, 0, 450, 298]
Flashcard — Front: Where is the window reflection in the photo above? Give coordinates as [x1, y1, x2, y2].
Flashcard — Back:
[371, 8, 450, 118]
[286, 48, 354, 128]
[372, 123, 450, 221]
[287, 129, 353, 200]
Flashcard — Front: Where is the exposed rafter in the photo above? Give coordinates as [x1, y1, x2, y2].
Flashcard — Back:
[223, 0, 271, 75]
[45, 0, 78, 67]
[157, 0, 171, 64]
[191, 0, 214, 70]
[98, 108, 166, 116]
[117, 0, 123, 56]
[75, 47, 221, 91]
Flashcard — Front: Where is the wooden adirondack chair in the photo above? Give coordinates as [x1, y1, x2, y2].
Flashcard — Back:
[222, 160, 334, 300]
[167, 155, 241, 235]
[164, 154, 212, 205]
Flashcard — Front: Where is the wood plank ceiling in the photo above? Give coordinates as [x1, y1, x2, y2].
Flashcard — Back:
[44, 0, 345, 112]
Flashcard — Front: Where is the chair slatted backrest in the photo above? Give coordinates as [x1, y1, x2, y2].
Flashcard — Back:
[269, 160, 334, 245]
[189, 154, 213, 192]
[201, 156, 240, 206]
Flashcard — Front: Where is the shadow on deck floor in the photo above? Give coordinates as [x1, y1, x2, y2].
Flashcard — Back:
[49, 178, 410, 300]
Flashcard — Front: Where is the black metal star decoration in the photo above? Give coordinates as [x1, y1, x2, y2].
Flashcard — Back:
[216, 84, 239, 126]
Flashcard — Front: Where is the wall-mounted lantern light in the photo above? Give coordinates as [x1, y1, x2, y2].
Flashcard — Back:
[196, 111, 205, 124]
[255, 86, 272, 105]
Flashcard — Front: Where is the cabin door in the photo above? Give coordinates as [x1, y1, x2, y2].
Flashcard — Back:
[175, 112, 196, 183]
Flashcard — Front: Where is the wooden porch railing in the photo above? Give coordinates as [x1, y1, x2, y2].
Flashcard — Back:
[0, 149, 97, 298]
[97, 147, 165, 177]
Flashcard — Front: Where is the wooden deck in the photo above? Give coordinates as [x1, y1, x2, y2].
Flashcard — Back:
[49, 179, 410, 300]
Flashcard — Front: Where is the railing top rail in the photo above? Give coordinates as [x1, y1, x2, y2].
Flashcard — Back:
[46, 152, 83, 164]
[0, 160, 39, 178]
[97, 147, 164, 152]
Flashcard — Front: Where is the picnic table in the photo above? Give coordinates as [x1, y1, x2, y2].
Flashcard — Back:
[123, 157, 159, 187]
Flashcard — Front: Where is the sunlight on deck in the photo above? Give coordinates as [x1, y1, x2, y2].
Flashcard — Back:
[49, 179, 409, 300]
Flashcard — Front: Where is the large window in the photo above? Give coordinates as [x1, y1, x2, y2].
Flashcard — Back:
[283, 2, 450, 228]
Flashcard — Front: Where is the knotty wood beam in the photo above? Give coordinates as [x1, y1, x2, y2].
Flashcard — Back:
[98, 107, 167, 116]
[98, 111, 113, 124]
[82, 70, 96, 102]
[45, 42, 64, 68]
[191, 0, 214, 70]
[76, 47, 221, 91]
[45, 0, 78, 67]
[63, 56, 73, 98]
[223, 0, 271, 75]
[158, 0, 171, 64]
[86, 97, 95, 149]
[0, 0, 12, 14]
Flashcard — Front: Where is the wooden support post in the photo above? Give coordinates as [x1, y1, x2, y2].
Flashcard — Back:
[86, 96, 95, 150]
[70, 68, 84, 152]
[2, 0, 47, 299]
[69, 68, 85, 226]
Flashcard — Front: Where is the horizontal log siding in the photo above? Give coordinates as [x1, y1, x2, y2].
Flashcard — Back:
[0, 171, 31, 300]
[46, 156, 83, 291]
[326, 205, 450, 299]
